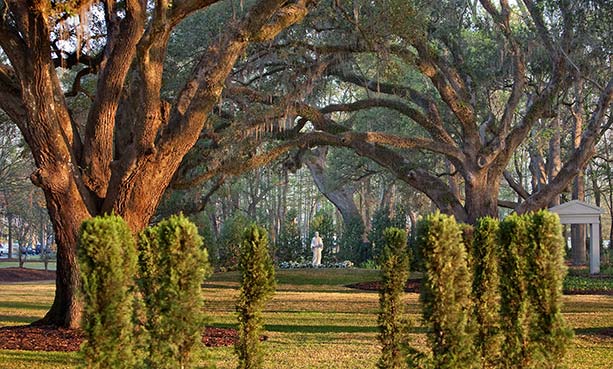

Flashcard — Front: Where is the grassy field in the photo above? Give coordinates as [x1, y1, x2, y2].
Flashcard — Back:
[0, 260, 57, 270]
[0, 268, 612, 368]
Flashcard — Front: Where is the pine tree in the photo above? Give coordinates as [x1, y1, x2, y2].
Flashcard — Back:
[370, 208, 393, 263]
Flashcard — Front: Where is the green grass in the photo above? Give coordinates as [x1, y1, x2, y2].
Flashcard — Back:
[0, 261, 57, 270]
[208, 268, 382, 285]
[564, 275, 613, 293]
[564, 265, 613, 293]
[0, 269, 612, 368]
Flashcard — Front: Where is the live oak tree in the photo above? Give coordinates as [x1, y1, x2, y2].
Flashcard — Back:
[217, 0, 613, 224]
[0, 0, 312, 328]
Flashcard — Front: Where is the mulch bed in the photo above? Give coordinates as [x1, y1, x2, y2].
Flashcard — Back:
[0, 267, 56, 282]
[0, 325, 239, 352]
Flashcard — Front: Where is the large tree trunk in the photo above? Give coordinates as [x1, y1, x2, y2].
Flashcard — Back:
[0, 0, 311, 328]
[464, 171, 500, 224]
[571, 78, 587, 266]
[303, 147, 362, 227]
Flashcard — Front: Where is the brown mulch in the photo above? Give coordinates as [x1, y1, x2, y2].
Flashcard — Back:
[0, 267, 56, 282]
[0, 325, 239, 352]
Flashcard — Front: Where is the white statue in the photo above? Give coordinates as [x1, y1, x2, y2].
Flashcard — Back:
[310, 231, 324, 267]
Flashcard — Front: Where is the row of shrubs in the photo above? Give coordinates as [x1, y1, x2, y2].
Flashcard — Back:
[80, 209, 571, 369]
[378, 210, 572, 369]
[79, 214, 275, 369]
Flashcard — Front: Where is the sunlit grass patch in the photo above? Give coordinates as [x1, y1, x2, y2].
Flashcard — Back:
[0, 350, 78, 369]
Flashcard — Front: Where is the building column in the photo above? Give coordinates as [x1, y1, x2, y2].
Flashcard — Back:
[590, 222, 600, 275]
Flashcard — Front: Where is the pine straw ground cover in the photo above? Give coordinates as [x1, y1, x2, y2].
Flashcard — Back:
[0, 268, 612, 369]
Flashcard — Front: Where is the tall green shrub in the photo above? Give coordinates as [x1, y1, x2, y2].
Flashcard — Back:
[377, 227, 410, 369]
[218, 213, 250, 270]
[498, 214, 532, 369]
[416, 212, 476, 369]
[526, 211, 573, 368]
[339, 217, 366, 263]
[370, 208, 393, 263]
[138, 214, 210, 369]
[277, 209, 303, 262]
[236, 224, 276, 369]
[472, 217, 502, 368]
[78, 214, 140, 369]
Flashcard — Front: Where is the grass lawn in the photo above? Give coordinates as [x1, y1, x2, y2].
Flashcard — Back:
[0, 260, 57, 271]
[0, 268, 612, 368]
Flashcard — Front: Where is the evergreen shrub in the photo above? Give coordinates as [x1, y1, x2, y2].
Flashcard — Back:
[472, 217, 502, 368]
[236, 224, 276, 369]
[276, 209, 303, 263]
[498, 213, 534, 368]
[138, 214, 210, 369]
[218, 213, 250, 270]
[339, 217, 366, 263]
[416, 212, 476, 369]
[525, 211, 573, 368]
[378, 227, 410, 369]
[78, 214, 140, 369]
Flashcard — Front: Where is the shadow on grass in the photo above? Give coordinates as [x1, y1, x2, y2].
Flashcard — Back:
[0, 315, 40, 324]
[574, 327, 613, 337]
[0, 302, 50, 310]
[264, 324, 428, 334]
[206, 322, 427, 334]
[202, 283, 238, 290]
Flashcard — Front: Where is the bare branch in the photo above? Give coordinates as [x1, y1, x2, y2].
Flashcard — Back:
[517, 78, 613, 213]
[504, 170, 529, 199]
[410, 38, 479, 147]
[169, 0, 222, 27]
[498, 200, 519, 209]
[522, 0, 556, 57]
[0, 64, 27, 128]
[330, 71, 455, 144]
[64, 67, 95, 100]
[295, 131, 468, 221]
[340, 131, 465, 162]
